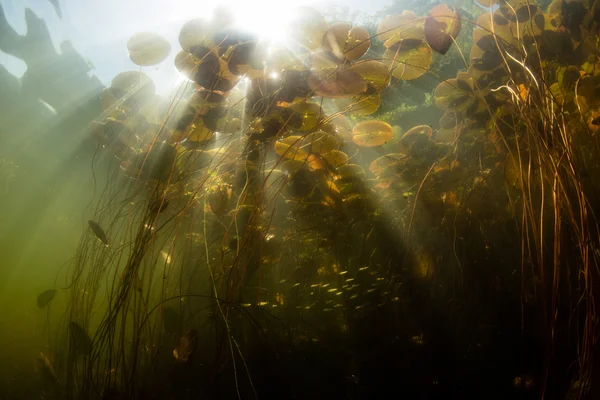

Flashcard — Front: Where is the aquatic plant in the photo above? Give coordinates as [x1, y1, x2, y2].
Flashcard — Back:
[21, 0, 600, 399]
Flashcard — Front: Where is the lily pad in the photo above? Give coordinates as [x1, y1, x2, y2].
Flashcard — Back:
[37, 289, 57, 309]
[376, 11, 425, 48]
[424, 4, 461, 55]
[308, 68, 367, 98]
[127, 32, 171, 67]
[322, 22, 371, 61]
[288, 7, 328, 51]
[383, 40, 432, 80]
[352, 120, 394, 147]
[350, 60, 392, 92]
[69, 322, 92, 356]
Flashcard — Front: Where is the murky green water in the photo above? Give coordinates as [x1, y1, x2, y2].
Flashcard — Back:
[1, 0, 600, 399]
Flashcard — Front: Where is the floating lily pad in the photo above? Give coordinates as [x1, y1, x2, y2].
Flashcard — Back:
[424, 4, 461, 55]
[127, 32, 171, 67]
[322, 22, 370, 61]
[472, 13, 514, 45]
[433, 72, 478, 111]
[321, 149, 349, 167]
[174, 50, 198, 79]
[369, 153, 408, 176]
[207, 184, 233, 216]
[301, 131, 341, 154]
[110, 71, 156, 110]
[383, 40, 432, 80]
[350, 60, 392, 92]
[275, 136, 309, 160]
[376, 11, 425, 48]
[352, 120, 394, 147]
[290, 102, 325, 131]
[336, 164, 366, 180]
[226, 41, 265, 78]
[308, 68, 367, 98]
[333, 92, 381, 116]
[288, 7, 328, 51]
[179, 19, 211, 52]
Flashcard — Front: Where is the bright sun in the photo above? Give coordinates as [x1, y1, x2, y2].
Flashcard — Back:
[173, 0, 318, 41]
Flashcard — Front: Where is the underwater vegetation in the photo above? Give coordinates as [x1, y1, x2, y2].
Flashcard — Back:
[2, 0, 600, 399]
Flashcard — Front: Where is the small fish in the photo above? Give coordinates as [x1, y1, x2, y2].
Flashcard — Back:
[88, 220, 109, 246]
[36, 352, 59, 389]
[149, 198, 169, 215]
[37, 289, 57, 308]
[37, 98, 58, 116]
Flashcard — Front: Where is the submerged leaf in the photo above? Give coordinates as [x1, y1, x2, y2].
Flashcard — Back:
[173, 329, 198, 363]
[37, 289, 57, 309]
[69, 322, 93, 356]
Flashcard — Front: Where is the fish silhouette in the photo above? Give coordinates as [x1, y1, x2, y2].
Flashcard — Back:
[88, 220, 109, 246]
